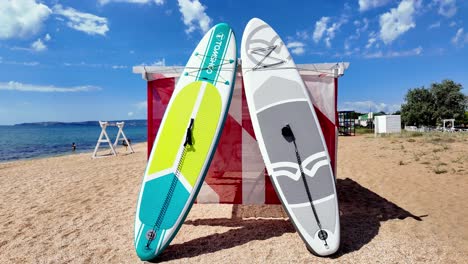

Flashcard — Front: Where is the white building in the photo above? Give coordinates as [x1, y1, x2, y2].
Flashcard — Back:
[374, 115, 401, 134]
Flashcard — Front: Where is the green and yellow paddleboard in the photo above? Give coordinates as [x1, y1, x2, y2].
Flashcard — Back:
[134, 23, 237, 261]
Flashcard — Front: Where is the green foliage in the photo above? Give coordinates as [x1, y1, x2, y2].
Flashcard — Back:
[431, 80, 466, 122]
[401, 87, 436, 126]
[355, 127, 373, 134]
[458, 111, 468, 126]
[401, 80, 467, 126]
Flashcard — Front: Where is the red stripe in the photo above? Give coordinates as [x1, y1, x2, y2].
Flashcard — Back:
[314, 105, 337, 175]
[147, 78, 175, 159]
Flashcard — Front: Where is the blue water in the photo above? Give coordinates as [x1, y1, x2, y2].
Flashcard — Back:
[0, 124, 147, 162]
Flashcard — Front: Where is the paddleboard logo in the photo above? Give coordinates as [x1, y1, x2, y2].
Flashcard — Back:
[244, 24, 290, 70]
[206, 33, 225, 75]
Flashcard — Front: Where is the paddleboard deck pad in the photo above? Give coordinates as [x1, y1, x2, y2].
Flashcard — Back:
[134, 23, 237, 261]
[241, 18, 340, 256]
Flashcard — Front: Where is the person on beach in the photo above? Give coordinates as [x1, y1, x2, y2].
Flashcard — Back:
[72, 142, 76, 151]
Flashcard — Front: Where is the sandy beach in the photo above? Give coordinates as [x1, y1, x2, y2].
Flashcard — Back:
[0, 133, 467, 263]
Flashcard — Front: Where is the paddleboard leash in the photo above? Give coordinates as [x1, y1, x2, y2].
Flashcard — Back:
[145, 118, 195, 249]
[281, 124, 329, 248]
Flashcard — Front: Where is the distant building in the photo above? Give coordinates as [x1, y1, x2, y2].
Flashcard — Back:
[358, 112, 385, 127]
[374, 115, 401, 134]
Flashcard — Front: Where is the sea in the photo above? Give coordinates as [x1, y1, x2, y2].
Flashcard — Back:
[0, 121, 147, 162]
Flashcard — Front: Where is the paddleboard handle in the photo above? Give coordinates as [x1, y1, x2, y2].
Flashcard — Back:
[281, 124, 329, 249]
[184, 118, 194, 146]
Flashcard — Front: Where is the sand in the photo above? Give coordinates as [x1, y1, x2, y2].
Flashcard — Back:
[0, 133, 467, 263]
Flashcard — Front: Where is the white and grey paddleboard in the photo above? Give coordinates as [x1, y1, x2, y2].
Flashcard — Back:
[241, 18, 340, 256]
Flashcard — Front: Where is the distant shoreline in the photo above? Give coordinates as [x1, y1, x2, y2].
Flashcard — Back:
[0, 142, 147, 165]
[13, 119, 147, 127]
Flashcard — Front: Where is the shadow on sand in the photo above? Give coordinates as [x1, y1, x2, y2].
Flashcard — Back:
[153, 177, 426, 262]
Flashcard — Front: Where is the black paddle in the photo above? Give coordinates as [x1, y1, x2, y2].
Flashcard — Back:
[281, 124, 329, 248]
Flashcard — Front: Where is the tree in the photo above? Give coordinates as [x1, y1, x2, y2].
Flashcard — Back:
[458, 111, 468, 126]
[431, 80, 466, 122]
[401, 80, 467, 127]
[401, 87, 436, 126]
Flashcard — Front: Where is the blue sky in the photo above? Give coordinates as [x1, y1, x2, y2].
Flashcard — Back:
[0, 0, 467, 125]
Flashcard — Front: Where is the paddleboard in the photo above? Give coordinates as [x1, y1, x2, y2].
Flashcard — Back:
[241, 18, 340, 256]
[134, 23, 237, 261]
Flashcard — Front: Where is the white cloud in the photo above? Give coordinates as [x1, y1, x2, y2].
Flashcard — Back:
[324, 22, 342, 48]
[111, 65, 127, 69]
[433, 0, 457, 18]
[63, 61, 129, 69]
[313, 17, 329, 43]
[177, 0, 212, 34]
[366, 31, 378, 49]
[387, 46, 423, 57]
[53, 5, 109, 36]
[364, 46, 423, 58]
[0, 81, 102, 92]
[135, 101, 147, 110]
[0, 59, 39, 66]
[142, 58, 166, 66]
[451, 28, 468, 47]
[99, 0, 164, 5]
[364, 51, 384, 58]
[379, 0, 421, 44]
[313, 16, 346, 48]
[449, 21, 457, 27]
[63, 62, 102, 67]
[0, 0, 52, 39]
[359, 0, 391, 12]
[287, 41, 305, 55]
[128, 112, 134, 117]
[44, 33, 51, 41]
[31, 39, 46, 52]
[295, 30, 309, 40]
[428, 21, 441, 29]
[340, 100, 401, 113]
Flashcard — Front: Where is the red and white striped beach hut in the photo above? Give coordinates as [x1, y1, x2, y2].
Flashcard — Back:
[133, 62, 349, 204]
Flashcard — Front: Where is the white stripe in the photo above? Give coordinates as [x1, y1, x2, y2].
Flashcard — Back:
[271, 161, 299, 170]
[303, 159, 329, 179]
[135, 222, 143, 244]
[191, 82, 207, 119]
[256, 98, 308, 113]
[177, 172, 193, 193]
[156, 229, 166, 253]
[145, 168, 175, 182]
[270, 152, 329, 180]
[136, 223, 145, 246]
[241, 130, 265, 204]
[271, 169, 299, 180]
[288, 194, 335, 208]
[301, 151, 327, 168]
